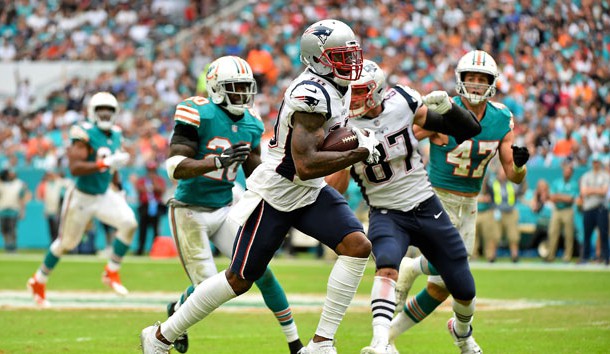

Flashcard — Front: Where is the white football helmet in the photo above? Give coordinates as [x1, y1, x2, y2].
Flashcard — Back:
[349, 59, 386, 118]
[300, 19, 363, 87]
[455, 50, 499, 105]
[87, 92, 119, 131]
[206, 56, 257, 115]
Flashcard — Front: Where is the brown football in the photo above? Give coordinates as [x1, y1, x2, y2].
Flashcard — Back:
[320, 127, 359, 151]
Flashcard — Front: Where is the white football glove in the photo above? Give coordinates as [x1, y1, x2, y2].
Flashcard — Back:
[422, 90, 452, 115]
[353, 127, 381, 164]
[101, 151, 130, 170]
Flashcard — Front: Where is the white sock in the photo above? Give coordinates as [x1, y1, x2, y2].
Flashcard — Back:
[452, 298, 475, 337]
[106, 261, 121, 272]
[161, 272, 236, 342]
[370, 276, 396, 346]
[282, 322, 299, 343]
[34, 269, 48, 283]
[316, 255, 368, 339]
[412, 256, 424, 275]
[389, 310, 417, 341]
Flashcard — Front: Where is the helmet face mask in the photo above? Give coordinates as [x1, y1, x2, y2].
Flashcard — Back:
[455, 50, 499, 105]
[300, 19, 363, 86]
[349, 59, 386, 118]
[87, 92, 119, 131]
[206, 56, 257, 115]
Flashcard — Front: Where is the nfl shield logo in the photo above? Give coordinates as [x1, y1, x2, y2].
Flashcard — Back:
[232, 125, 238, 132]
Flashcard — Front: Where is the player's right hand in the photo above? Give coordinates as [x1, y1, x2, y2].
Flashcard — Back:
[353, 127, 381, 164]
[214, 142, 251, 169]
[423, 90, 452, 115]
[101, 151, 130, 170]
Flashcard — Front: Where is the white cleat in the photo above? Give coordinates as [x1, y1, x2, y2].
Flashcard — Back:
[447, 318, 482, 354]
[297, 339, 337, 354]
[395, 257, 419, 312]
[361, 343, 400, 354]
[140, 322, 172, 354]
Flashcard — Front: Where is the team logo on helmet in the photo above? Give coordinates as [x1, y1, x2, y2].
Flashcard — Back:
[304, 25, 334, 45]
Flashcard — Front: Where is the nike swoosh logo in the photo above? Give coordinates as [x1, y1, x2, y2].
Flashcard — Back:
[434, 211, 443, 219]
[305, 87, 317, 93]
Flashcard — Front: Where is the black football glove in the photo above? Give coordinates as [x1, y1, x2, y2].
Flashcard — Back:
[214, 142, 251, 169]
[511, 145, 530, 168]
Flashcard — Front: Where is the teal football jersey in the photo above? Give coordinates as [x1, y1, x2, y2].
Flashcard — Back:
[69, 122, 123, 195]
[428, 96, 513, 194]
[172, 96, 264, 208]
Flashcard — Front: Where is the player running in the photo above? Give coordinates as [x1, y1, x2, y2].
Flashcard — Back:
[161, 55, 303, 354]
[27, 92, 137, 307]
[392, 50, 529, 354]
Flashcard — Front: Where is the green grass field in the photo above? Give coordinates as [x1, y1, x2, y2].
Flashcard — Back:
[1, 253, 609, 353]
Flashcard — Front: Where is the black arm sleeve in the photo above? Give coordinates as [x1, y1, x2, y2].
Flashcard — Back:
[422, 103, 482, 144]
[171, 124, 199, 150]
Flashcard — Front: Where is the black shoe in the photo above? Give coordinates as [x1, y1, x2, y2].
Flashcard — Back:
[288, 339, 304, 354]
[167, 301, 189, 353]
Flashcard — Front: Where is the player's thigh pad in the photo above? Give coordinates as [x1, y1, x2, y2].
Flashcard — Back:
[230, 199, 294, 281]
[367, 208, 411, 269]
[294, 186, 364, 251]
[411, 195, 475, 300]
[95, 188, 137, 232]
[435, 189, 477, 256]
[169, 205, 227, 284]
[55, 188, 97, 251]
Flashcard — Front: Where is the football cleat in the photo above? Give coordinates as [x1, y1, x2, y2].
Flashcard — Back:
[447, 318, 482, 354]
[27, 276, 50, 308]
[297, 339, 337, 354]
[167, 301, 189, 353]
[140, 321, 172, 354]
[395, 257, 419, 313]
[102, 265, 129, 295]
[361, 343, 400, 354]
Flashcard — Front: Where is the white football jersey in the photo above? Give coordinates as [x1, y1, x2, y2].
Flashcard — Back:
[247, 68, 351, 211]
[348, 85, 434, 212]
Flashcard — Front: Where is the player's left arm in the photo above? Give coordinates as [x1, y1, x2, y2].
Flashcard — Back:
[242, 144, 262, 177]
[415, 91, 481, 144]
[499, 130, 528, 184]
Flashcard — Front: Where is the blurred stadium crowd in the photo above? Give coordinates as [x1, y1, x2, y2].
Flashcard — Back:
[0, 0, 609, 257]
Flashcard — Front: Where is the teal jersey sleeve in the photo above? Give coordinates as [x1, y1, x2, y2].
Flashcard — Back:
[70, 123, 122, 195]
[172, 97, 264, 208]
[428, 97, 513, 194]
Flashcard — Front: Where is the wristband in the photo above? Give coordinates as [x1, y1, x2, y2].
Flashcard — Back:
[512, 163, 525, 173]
[214, 156, 222, 169]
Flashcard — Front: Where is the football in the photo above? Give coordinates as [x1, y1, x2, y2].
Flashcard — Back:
[320, 127, 359, 152]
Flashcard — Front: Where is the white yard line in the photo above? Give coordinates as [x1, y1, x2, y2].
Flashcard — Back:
[0, 290, 561, 312]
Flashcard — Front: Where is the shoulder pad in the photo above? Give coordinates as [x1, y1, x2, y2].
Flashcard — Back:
[287, 81, 331, 118]
[392, 85, 423, 113]
[69, 124, 90, 142]
[247, 107, 263, 122]
[111, 125, 123, 133]
[174, 100, 204, 127]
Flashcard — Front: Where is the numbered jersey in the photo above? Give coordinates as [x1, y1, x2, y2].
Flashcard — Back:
[348, 85, 434, 212]
[429, 96, 513, 194]
[172, 96, 264, 208]
[69, 122, 122, 195]
[247, 68, 351, 211]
